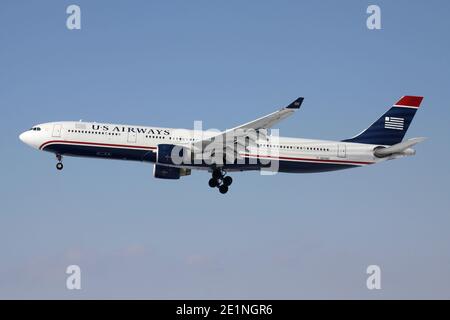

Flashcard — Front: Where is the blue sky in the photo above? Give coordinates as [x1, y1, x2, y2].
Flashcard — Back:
[1, 0, 450, 298]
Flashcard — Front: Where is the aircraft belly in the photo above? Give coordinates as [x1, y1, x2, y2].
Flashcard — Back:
[43, 143, 156, 162]
[43, 144, 361, 173]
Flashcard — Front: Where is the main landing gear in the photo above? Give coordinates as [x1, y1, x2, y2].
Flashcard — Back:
[56, 154, 64, 171]
[208, 169, 233, 194]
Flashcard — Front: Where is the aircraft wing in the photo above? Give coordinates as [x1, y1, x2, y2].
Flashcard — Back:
[225, 97, 304, 132]
[192, 97, 304, 152]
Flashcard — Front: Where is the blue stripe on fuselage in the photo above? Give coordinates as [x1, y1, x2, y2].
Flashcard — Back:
[43, 143, 156, 162]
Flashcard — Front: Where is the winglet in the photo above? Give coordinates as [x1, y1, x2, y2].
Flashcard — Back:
[286, 97, 304, 109]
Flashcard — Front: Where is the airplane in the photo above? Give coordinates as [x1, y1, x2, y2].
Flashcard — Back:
[19, 95, 424, 194]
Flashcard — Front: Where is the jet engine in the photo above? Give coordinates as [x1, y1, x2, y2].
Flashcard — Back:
[153, 164, 191, 180]
[156, 144, 192, 165]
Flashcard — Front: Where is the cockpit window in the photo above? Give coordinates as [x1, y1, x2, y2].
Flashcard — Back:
[30, 127, 41, 131]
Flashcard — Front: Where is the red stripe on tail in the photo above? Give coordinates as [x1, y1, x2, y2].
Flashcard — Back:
[395, 96, 423, 108]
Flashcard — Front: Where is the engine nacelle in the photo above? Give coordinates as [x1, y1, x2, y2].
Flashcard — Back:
[153, 164, 191, 180]
[157, 144, 192, 165]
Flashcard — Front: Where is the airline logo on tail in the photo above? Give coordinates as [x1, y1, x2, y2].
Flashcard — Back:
[384, 116, 404, 130]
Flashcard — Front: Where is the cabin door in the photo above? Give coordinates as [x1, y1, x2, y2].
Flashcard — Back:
[52, 124, 62, 137]
[127, 131, 137, 143]
[337, 144, 346, 158]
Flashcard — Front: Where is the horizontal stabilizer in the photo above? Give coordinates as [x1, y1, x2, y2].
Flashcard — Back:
[374, 137, 426, 158]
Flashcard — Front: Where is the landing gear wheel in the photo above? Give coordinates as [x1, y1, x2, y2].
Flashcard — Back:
[55, 154, 63, 170]
[223, 176, 233, 186]
[219, 185, 229, 194]
[208, 178, 218, 188]
[212, 169, 222, 180]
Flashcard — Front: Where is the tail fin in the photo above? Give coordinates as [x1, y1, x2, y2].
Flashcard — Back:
[343, 96, 424, 146]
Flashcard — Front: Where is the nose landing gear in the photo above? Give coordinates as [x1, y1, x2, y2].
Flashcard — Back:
[209, 169, 233, 194]
[56, 154, 63, 171]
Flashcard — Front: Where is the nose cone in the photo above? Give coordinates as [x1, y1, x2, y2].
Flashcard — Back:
[19, 132, 27, 143]
[19, 131, 37, 149]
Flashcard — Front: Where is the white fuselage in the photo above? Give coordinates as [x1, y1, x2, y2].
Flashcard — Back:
[19, 121, 386, 173]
